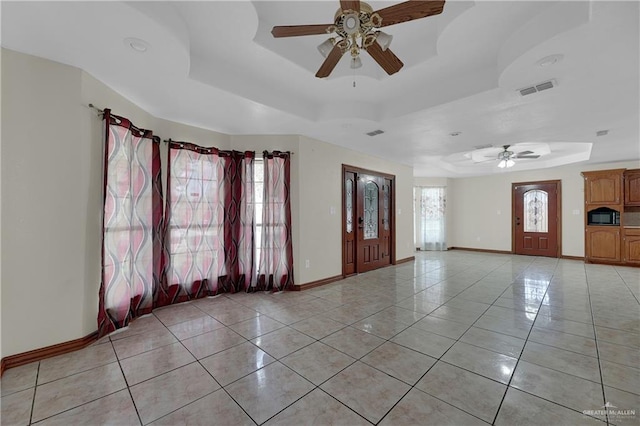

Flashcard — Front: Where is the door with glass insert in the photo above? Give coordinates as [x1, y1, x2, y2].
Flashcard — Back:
[356, 174, 391, 272]
[343, 166, 395, 275]
[513, 181, 560, 257]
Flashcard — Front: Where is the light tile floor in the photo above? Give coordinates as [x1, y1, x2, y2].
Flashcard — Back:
[2, 251, 639, 425]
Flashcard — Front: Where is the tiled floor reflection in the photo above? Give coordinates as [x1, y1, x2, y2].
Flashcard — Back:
[2, 251, 639, 425]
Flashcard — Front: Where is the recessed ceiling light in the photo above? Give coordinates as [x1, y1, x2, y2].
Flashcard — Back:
[123, 37, 150, 53]
[449, 132, 461, 137]
[537, 54, 563, 67]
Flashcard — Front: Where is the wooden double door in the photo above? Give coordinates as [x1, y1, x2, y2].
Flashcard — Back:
[343, 165, 395, 275]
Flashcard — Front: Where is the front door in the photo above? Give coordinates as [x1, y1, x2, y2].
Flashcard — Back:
[513, 181, 561, 257]
[356, 174, 391, 272]
[343, 166, 395, 275]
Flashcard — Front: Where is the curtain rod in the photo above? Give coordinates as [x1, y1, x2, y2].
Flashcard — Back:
[88, 103, 104, 114]
[91, 106, 293, 153]
[164, 138, 294, 154]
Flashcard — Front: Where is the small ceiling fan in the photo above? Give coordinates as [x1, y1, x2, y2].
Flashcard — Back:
[271, 0, 446, 78]
[488, 145, 541, 168]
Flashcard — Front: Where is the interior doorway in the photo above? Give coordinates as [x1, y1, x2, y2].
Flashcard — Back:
[343, 165, 395, 276]
[512, 180, 561, 257]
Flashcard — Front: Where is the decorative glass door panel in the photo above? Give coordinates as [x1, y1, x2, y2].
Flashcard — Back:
[364, 181, 379, 239]
[514, 182, 559, 258]
[346, 178, 354, 234]
[383, 184, 390, 231]
[524, 190, 548, 233]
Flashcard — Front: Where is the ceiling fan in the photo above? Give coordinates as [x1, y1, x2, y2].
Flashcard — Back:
[488, 145, 541, 168]
[271, 0, 446, 78]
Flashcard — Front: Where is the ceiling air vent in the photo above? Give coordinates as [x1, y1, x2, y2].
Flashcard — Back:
[474, 144, 493, 150]
[518, 79, 557, 96]
[366, 130, 385, 136]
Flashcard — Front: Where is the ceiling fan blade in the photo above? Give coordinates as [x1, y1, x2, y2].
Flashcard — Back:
[271, 24, 333, 38]
[516, 150, 534, 156]
[366, 42, 404, 75]
[340, 0, 360, 12]
[316, 45, 345, 78]
[516, 155, 541, 159]
[374, 0, 446, 27]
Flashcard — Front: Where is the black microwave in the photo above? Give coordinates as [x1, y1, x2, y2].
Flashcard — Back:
[587, 208, 620, 226]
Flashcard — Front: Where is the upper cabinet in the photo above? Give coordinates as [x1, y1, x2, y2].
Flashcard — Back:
[581, 169, 625, 206]
[624, 169, 640, 206]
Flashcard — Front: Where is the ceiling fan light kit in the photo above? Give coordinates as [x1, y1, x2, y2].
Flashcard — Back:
[376, 31, 393, 51]
[271, 0, 446, 78]
[498, 159, 515, 169]
[317, 38, 336, 58]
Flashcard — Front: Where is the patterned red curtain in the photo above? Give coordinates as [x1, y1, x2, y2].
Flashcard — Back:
[220, 150, 256, 292]
[257, 151, 294, 291]
[98, 110, 163, 337]
[160, 142, 255, 304]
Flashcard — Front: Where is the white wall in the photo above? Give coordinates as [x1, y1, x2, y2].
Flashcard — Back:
[448, 160, 640, 256]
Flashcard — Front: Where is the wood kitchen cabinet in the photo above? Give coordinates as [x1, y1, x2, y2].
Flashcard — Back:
[624, 170, 640, 206]
[586, 227, 621, 262]
[582, 169, 624, 205]
[623, 229, 640, 264]
[582, 168, 639, 266]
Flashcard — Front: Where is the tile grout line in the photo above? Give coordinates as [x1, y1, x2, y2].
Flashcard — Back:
[112, 335, 145, 426]
[612, 265, 640, 305]
[585, 266, 612, 426]
[27, 361, 40, 425]
[489, 258, 558, 425]
[156, 305, 259, 425]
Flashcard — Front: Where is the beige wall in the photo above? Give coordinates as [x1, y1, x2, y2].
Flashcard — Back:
[2, 49, 91, 357]
[448, 160, 640, 256]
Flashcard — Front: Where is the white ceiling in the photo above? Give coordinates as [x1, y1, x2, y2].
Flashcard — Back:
[2, 1, 638, 177]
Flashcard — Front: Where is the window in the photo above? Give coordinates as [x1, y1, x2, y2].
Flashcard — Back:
[166, 148, 224, 287]
[254, 158, 264, 272]
[414, 186, 447, 251]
